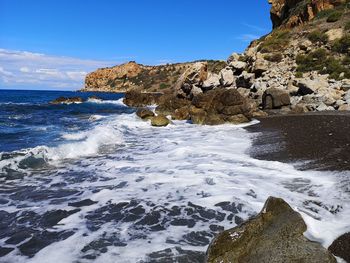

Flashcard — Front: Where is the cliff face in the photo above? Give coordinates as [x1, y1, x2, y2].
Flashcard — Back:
[269, 0, 346, 28]
[82, 60, 226, 93]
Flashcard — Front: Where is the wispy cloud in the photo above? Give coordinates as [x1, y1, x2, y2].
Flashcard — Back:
[241, 22, 268, 32]
[236, 34, 260, 42]
[0, 48, 120, 90]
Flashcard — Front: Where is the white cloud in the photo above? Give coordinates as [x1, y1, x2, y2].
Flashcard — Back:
[19, 66, 30, 73]
[0, 48, 119, 90]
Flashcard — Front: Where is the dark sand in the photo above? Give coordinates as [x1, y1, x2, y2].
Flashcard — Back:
[245, 112, 350, 171]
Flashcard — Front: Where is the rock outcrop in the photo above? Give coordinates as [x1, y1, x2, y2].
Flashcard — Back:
[50, 97, 83, 104]
[269, 0, 346, 28]
[136, 108, 155, 120]
[83, 60, 226, 93]
[206, 197, 337, 263]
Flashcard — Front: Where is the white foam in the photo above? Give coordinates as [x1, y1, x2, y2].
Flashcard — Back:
[1, 112, 349, 263]
[87, 98, 126, 107]
[48, 123, 123, 161]
[0, 117, 125, 174]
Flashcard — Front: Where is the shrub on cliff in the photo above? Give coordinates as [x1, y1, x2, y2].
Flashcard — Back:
[308, 30, 328, 44]
[296, 49, 327, 72]
[345, 21, 350, 31]
[332, 35, 350, 53]
[258, 30, 290, 53]
[320, 57, 350, 79]
[316, 9, 336, 19]
[264, 53, 283, 62]
[327, 11, 342, 22]
[296, 48, 350, 80]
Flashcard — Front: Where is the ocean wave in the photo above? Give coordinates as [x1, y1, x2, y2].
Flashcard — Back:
[86, 97, 126, 107]
[0, 102, 32, 106]
[0, 120, 124, 175]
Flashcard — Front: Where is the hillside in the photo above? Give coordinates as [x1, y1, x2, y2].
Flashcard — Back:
[81, 60, 226, 93]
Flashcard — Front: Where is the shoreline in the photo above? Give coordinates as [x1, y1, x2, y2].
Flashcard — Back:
[245, 112, 350, 171]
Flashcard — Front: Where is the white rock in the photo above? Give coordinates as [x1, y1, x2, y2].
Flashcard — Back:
[202, 73, 220, 90]
[316, 102, 334, 111]
[229, 61, 247, 72]
[326, 28, 344, 41]
[219, 68, 235, 87]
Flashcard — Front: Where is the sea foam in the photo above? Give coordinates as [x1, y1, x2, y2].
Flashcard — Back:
[1, 112, 349, 263]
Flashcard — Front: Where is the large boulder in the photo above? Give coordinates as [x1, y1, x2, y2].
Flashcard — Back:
[252, 56, 269, 77]
[229, 61, 247, 75]
[206, 197, 337, 263]
[155, 93, 191, 116]
[172, 106, 191, 120]
[190, 89, 253, 125]
[202, 73, 221, 91]
[219, 68, 235, 87]
[262, 87, 291, 109]
[151, 115, 170, 127]
[123, 90, 163, 107]
[328, 232, 350, 263]
[236, 71, 255, 89]
[175, 62, 208, 99]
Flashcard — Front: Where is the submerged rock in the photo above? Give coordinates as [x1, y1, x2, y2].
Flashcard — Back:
[50, 97, 84, 104]
[151, 115, 170, 127]
[206, 197, 336, 263]
[136, 108, 155, 120]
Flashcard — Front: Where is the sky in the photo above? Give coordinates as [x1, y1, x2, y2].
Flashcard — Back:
[0, 0, 272, 90]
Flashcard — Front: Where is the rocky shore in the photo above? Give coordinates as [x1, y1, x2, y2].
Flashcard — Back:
[78, 0, 350, 262]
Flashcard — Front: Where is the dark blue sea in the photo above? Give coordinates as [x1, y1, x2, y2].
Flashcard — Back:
[0, 89, 349, 263]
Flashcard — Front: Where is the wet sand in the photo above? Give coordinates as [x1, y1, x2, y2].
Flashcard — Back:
[245, 112, 350, 171]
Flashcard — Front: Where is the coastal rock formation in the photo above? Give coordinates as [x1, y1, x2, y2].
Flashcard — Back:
[123, 90, 163, 107]
[175, 62, 208, 99]
[328, 232, 350, 262]
[130, 88, 255, 125]
[190, 89, 252, 125]
[83, 61, 226, 93]
[136, 108, 155, 120]
[50, 97, 83, 104]
[269, 0, 346, 28]
[206, 197, 336, 263]
[85, 0, 350, 119]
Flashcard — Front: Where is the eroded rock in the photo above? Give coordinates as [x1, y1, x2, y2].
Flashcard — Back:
[151, 115, 171, 127]
[50, 97, 83, 105]
[206, 197, 336, 263]
[136, 108, 155, 119]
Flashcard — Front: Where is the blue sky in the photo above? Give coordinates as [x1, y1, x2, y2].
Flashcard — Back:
[0, 0, 271, 90]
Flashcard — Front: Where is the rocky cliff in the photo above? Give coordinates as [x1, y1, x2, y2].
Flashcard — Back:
[269, 0, 346, 28]
[82, 60, 226, 93]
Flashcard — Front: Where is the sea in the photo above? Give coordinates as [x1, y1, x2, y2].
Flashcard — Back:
[0, 89, 349, 263]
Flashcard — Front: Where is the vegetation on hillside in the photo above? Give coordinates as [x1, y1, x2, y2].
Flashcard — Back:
[257, 29, 290, 53]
